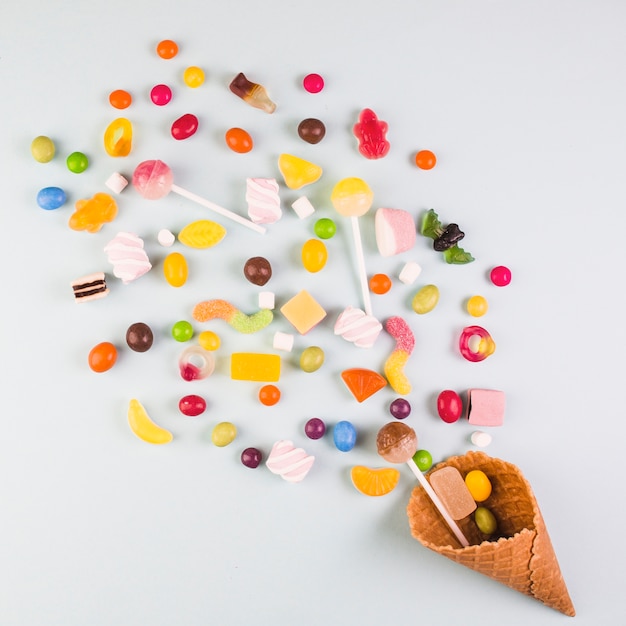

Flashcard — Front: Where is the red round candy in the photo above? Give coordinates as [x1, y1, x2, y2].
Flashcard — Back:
[171, 113, 199, 140]
[88, 341, 117, 373]
[490, 265, 512, 287]
[302, 73, 324, 93]
[437, 390, 463, 423]
[179, 394, 206, 417]
[150, 84, 172, 106]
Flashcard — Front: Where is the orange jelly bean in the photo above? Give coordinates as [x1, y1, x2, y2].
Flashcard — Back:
[259, 384, 281, 406]
[88, 341, 117, 372]
[108, 89, 132, 109]
[225, 127, 253, 153]
[156, 39, 178, 59]
[369, 273, 392, 294]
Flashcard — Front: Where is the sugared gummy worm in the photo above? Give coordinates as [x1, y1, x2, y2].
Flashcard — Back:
[383, 316, 415, 395]
[192, 299, 273, 333]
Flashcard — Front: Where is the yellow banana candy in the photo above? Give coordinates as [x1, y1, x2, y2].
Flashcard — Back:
[127, 399, 173, 445]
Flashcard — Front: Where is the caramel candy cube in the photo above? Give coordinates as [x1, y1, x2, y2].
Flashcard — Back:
[280, 290, 327, 334]
[429, 466, 477, 520]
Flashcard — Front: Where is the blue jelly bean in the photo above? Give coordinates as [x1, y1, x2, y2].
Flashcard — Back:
[333, 420, 357, 452]
[37, 187, 67, 210]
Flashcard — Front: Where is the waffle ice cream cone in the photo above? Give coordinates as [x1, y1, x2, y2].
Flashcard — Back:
[406, 451, 575, 616]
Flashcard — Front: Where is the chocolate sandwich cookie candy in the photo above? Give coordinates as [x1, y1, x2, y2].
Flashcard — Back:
[71, 272, 109, 302]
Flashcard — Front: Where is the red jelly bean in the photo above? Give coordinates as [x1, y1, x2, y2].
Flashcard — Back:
[150, 84, 172, 106]
[437, 390, 463, 423]
[88, 341, 117, 373]
[171, 113, 199, 140]
[179, 394, 206, 416]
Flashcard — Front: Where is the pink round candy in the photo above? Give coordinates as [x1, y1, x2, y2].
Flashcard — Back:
[132, 160, 173, 200]
[171, 113, 199, 140]
[150, 84, 172, 106]
[490, 265, 512, 287]
[303, 73, 324, 94]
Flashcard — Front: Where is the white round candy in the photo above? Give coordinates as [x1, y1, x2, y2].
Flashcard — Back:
[470, 431, 492, 447]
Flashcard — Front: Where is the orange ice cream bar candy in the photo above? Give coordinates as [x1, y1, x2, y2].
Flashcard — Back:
[231, 353, 280, 382]
[429, 466, 477, 520]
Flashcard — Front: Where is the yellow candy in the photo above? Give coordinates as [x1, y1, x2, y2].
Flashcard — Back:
[277, 154, 322, 190]
[467, 295, 488, 317]
[211, 421, 237, 447]
[31, 135, 55, 162]
[331, 177, 373, 217]
[301, 239, 328, 272]
[464, 470, 492, 502]
[183, 66, 205, 88]
[198, 330, 221, 351]
[103, 118, 133, 157]
[299, 346, 324, 373]
[231, 353, 281, 382]
[280, 290, 327, 334]
[178, 219, 226, 249]
[412, 284, 440, 314]
[127, 399, 173, 445]
[163, 252, 188, 287]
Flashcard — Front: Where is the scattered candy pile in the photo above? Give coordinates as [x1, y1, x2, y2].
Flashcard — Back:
[31, 39, 513, 498]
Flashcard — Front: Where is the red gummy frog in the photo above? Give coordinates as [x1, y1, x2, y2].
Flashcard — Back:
[353, 108, 390, 159]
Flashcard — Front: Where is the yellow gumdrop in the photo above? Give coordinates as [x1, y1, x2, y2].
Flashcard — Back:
[301, 239, 328, 272]
[465, 470, 492, 502]
[104, 118, 133, 157]
[212, 422, 237, 447]
[412, 284, 440, 314]
[198, 330, 221, 351]
[163, 252, 188, 287]
[467, 295, 488, 317]
[331, 177, 373, 217]
[178, 220, 226, 249]
[127, 399, 173, 445]
[277, 154, 322, 189]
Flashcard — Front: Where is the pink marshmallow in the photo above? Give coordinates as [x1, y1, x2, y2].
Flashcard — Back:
[465, 389, 505, 426]
[375, 208, 416, 257]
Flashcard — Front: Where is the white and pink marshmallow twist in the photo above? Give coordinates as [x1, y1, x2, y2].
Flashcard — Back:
[334, 306, 383, 348]
[104, 232, 152, 284]
[266, 440, 315, 483]
[246, 177, 282, 224]
[375, 207, 416, 257]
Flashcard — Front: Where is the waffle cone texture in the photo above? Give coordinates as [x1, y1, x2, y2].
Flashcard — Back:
[406, 451, 575, 616]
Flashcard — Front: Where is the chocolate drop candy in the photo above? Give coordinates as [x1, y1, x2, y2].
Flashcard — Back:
[297, 118, 326, 144]
[243, 256, 272, 286]
[126, 322, 154, 352]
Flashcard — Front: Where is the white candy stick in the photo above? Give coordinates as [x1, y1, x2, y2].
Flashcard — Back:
[350, 215, 373, 317]
[406, 458, 470, 548]
[170, 184, 266, 234]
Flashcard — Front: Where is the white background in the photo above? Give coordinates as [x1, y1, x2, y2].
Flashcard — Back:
[1, 1, 624, 624]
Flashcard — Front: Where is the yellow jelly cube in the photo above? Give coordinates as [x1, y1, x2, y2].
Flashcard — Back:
[231, 353, 281, 382]
[280, 290, 327, 334]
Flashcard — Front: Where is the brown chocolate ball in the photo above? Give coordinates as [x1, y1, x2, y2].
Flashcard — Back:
[126, 322, 154, 353]
[243, 256, 272, 286]
[297, 118, 326, 144]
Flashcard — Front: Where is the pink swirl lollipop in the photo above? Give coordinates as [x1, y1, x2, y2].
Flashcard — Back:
[132, 160, 265, 234]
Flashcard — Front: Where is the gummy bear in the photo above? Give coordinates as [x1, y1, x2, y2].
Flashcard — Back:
[353, 108, 390, 159]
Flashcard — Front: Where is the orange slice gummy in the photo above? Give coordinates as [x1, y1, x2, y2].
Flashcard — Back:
[351, 466, 400, 497]
[341, 368, 387, 402]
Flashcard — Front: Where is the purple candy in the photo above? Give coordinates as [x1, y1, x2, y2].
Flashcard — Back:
[241, 447, 262, 468]
[389, 398, 411, 420]
[304, 417, 326, 440]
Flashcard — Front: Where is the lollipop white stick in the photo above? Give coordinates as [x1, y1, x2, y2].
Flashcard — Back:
[406, 458, 469, 547]
[170, 184, 265, 234]
[132, 160, 266, 235]
[350, 215, 373, 316]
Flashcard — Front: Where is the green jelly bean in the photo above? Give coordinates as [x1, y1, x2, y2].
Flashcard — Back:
[412, 284, 440, 314]
[475, 506, 498, 535]
[299, 346, 325, 373]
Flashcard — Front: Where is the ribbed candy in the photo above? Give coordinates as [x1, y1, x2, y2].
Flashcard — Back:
[104, 232, 152, 284]
[266, 440, 315, 483]
[245, 178, 281, 224]
[334, 306, 382, 348]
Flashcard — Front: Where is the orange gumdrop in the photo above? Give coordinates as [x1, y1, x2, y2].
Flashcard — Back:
[341, 368, 387, 402]
[259, 384, 281, 406]
[156, 39, 178, 59]
[109, 89, 132, 109]
[88, 342, 117, 373]
[369, 273, 392, 295]
[225, 127, 253, 153]
[415, 149, 437, 170]
[351, 466, 401, 496]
